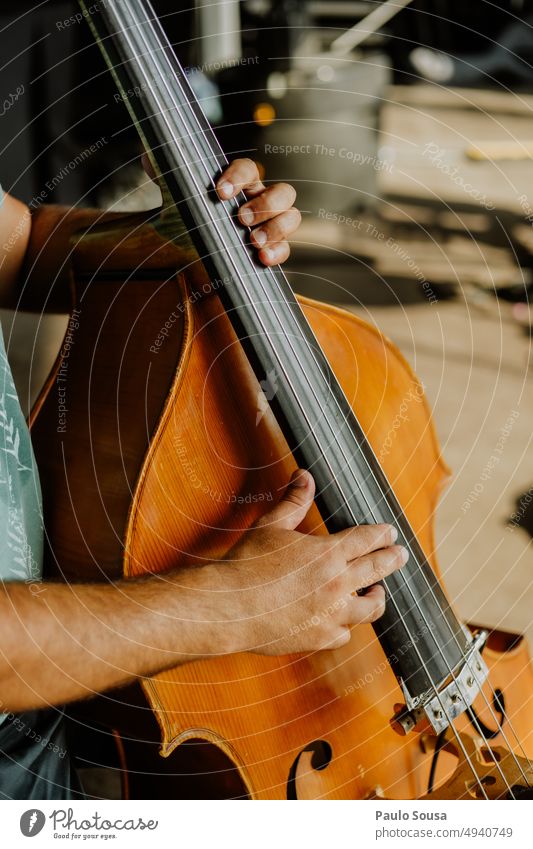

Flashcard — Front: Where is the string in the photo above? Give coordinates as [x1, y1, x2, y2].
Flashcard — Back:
[111, 0, 513, 799]
[113, 0, 527, 795]
[102, 0, 530, 796]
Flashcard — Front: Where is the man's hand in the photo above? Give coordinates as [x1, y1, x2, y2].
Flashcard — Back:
[216, 158, 301, 266]
[143, 154, 300, 265]
[205, 470, 407, 655]
[0, 468, 404, 712]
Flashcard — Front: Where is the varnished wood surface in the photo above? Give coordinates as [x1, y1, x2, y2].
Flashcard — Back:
[30, 207, 533, 799]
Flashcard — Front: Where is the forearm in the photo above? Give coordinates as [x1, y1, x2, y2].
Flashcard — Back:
[0, 193, 31, 307]
[0, 568, 232, 712]
[1, 196, 127, 313]
[0, 193, 74, 312]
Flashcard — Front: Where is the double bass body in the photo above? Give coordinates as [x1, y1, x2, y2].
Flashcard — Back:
[28, 205, 533, 799]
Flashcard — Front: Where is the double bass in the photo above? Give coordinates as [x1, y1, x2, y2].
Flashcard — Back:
[26, 0, 533, 799]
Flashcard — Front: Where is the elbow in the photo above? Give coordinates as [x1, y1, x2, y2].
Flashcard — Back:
[0, 660, 44, 714]
[0, 591, 48, 713]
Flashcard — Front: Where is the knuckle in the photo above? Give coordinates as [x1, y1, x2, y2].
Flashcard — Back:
[360, 523, 391, 554]
[330, 628, 350, 649]
[323, 534, 342, 555]
[260, 220, 280, 241]
[278, 213, 297, 238]
[270, 218, 285, 238]
[323, 572, 343, 598]
[361, 524, 380, 548]
[355, 553, 374, 578]
[319, 544, 341, 574]
[372, 552, 391, 581]
[315, 553, 339, 586]
[370, 592, 386, 622]
[278, 242, 291, 262]
[238, 204, 252, 224]
[290, 207, 302, 228]
[232, 157, 256, 177]
[279, 182, 296, 202]
[376, 546, 404, 577]
[346, 526, 367, 556]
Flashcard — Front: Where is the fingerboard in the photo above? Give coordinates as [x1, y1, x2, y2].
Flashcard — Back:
[83, 0, 472, 710]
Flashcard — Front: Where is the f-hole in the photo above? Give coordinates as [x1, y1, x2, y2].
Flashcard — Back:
[287, 740, 333, 800]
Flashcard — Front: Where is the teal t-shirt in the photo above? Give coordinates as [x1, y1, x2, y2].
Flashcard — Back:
[0, 185, 44, 726]
[0, 329, 43, 585]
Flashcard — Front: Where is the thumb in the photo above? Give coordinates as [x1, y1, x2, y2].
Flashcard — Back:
[256, 470, 315, 531]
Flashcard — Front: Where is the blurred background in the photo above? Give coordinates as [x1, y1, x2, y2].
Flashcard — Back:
[2, 0, 533, 796]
